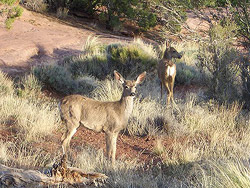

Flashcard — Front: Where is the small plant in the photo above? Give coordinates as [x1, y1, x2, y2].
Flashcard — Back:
[56, 7, 69, 18]
[0, 0, 17, 6]
[16, 74, 44, 101]
[4, 5, 23, 29]
[25, 0, 48, 12]
[229, 0, 250, 47]
[82, 35, 103, 55]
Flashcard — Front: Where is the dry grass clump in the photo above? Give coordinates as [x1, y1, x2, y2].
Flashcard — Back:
[82, 35, 103, 55]
[0, 70, 14, 95]
[0, 140, 9, 163]
[132, 38, 159, 60]
[0, 95, 60, 142]
[193, 159, 250, 188]
[0, 140, 54, 169]
[0, 70, 60, 142]
[24, 0, 48, 13]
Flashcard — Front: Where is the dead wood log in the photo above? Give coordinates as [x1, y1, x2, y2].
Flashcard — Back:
[0, 155, 108, 187]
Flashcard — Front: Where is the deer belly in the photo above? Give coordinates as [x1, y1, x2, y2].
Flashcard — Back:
[81, 121, 103, 132]
[166, 66, 175, 77]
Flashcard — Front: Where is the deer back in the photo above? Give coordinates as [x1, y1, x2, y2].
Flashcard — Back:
[60, 95, 128, 133]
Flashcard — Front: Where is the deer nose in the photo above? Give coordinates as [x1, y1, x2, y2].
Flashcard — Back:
[179, 52, 184, 59]
[130, 92, 136, 96]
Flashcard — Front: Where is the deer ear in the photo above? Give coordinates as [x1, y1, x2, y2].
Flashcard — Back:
[114, 70, 125, 84]
[166, 40, 170, 48]
[136, 71, 146, 85]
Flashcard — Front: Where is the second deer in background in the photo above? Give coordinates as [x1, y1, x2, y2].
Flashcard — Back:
[158, 41, 182, 106]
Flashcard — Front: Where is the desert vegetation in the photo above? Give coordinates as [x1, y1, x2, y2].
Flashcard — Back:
[1, 0, 250, 187]
[1, 25, 250, 187]
[0, 0, 23, 29]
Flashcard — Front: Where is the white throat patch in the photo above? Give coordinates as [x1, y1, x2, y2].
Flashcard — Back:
[167, 66, 176, 76]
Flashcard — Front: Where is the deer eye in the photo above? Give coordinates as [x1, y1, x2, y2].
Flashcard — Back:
[125, 86, 129, 89]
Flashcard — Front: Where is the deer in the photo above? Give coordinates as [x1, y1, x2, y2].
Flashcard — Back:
[157, 41, 182, 106]
[59, 70, 146, 165]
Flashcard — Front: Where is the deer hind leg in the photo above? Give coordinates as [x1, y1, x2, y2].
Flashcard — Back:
[170, 76, 176, 104]
[61, 120, 78, 156]
[164, 82, 171, 105]
[105, 132, 119, 165]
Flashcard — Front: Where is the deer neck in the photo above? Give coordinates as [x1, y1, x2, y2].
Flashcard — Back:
[163, 58, 174, 66]
[120, 94, 134, 120]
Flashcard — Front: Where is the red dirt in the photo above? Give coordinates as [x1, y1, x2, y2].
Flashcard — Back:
[0, 7, 130, 76]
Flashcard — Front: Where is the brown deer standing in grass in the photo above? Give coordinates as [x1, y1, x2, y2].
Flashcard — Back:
[158, 41, 182, 105]
[59, 70, 146, 164]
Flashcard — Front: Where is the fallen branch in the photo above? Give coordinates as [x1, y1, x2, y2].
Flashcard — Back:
[0, 155, 108, 187]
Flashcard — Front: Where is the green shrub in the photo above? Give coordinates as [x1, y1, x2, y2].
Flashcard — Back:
[106, 43, 157, 78]
[70, 55, 109, 79]
[33, 65, 96, 95]
[66, 39, 158, 81]
[197, 20, 241, 102]
[0, 0, 17, 6]
[2, 4, 23, 29]
[5, 17, 15, 29]
[176, 62, 204, 85]
[229, 0, 250, 45]
[241, 55, 250, 109]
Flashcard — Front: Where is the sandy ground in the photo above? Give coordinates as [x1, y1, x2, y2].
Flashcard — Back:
[0, 8, 131, 75]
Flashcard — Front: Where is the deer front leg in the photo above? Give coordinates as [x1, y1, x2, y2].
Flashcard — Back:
[105, 132, 119, 165]
[160, 81, 163, 99]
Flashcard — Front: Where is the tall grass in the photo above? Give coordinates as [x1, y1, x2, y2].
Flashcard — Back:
[0, 71, 14, 95]
[0, 141, 54, 169]
[194, 159, 250, 188]
[0, 95, 60, 142]
[0, 70, 60, 142]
